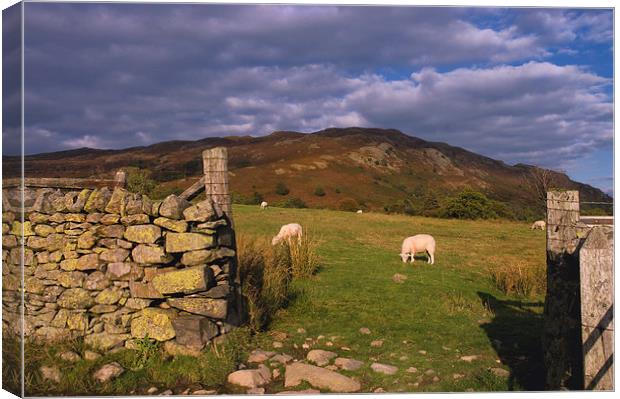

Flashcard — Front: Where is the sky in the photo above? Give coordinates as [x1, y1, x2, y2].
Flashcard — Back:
[1, 2, 614, 194]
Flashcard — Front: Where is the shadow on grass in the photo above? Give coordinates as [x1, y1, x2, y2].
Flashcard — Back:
[477, 292, 545, 391]
[2, 337, 22, 396]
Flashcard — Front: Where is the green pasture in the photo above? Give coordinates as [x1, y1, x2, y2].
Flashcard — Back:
[8, 205, 547, 395]
[234, 204, 546, 392]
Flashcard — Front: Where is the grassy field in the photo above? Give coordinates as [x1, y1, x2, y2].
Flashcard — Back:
[8, 205, 547, 395]
[234, 204, 547, 393]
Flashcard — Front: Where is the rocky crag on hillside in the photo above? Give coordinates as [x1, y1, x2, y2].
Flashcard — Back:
[2, 185, 242, 355]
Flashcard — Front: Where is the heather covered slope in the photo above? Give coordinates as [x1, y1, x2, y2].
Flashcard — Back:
[3, 128, 611, 216]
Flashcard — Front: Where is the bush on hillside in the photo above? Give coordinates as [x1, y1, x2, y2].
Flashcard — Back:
[338, 198, 360, 212]
[232, 191, 264, 205]
[421, 191, 440, 214]
[314, 186, 326, 197]
[439, 189, 513, 220]
[384, 198, 417, 216]
[275, 197, 307, 209]
[275, 182, 290, 196]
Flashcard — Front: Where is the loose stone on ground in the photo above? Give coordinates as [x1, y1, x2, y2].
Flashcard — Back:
[84, 350, 101, 361]
[227, 364, 271, 388]
[371, 363, 398, 375]
[271, 353, 294, 364]
[93, 362, 124, 383]
[248, 349, 276, 363]
[284, 362, 361, 393]
[307, 349, 337, 366]
[58, 350, 81, 362]
[334, 357, 364, 371]
[40, 365, 61, 383]
[490, 367, 510, 377]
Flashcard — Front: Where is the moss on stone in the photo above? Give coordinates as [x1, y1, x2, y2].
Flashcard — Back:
[130, 308, 176, 341]
[151, 266, 211, 294]
[124, 225, 161, 244]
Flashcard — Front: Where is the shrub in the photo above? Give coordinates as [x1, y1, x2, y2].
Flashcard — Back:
[338, 198, 359, 212]
[440, 189, 514, 219]
[313, 187, 326, 197]
[275, 182, 290, 196]
[126, 168, 156, 196]
[232, 191, 264, 205]
[277, 197, 307, 208]
[422, 191, 440, 212]
[488, 259, 546, 297]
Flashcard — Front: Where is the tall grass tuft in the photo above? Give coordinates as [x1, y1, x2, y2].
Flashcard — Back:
[287, 232, 321, 279]
[237, 232, 320, 331]
[488, 258, 546, 297]
[237, 235, 291, 331]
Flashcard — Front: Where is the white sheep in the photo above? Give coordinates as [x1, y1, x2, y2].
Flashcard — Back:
[272, 223, 303, 245]
[400, 234, 436, 265]
[260, 201, 268, 209]
[531, 220, 545, 230]
[356, 210, 363, 214]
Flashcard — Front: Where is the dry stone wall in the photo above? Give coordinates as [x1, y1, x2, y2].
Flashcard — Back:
[2, 185, 240, 355]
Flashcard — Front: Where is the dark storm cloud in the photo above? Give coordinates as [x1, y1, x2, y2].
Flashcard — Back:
[16, 3, 613, 183]
[2, 3, 22, 156]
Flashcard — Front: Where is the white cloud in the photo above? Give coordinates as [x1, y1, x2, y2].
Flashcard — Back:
[15, 4, 612, 191]
[63, 135, 104, 149]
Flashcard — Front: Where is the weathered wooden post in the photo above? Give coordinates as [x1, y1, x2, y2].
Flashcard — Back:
[579, 226, 614, 390]
[202, 147, 233, 225]
[543, 190, 583, 389]
[114, 170, 127, 188]
[201, 147, 246, 325]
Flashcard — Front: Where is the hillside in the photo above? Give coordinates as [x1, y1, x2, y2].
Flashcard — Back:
[2, 127, 612, 217]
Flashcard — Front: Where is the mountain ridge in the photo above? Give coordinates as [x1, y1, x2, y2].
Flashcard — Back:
[3, 127, 611, 217]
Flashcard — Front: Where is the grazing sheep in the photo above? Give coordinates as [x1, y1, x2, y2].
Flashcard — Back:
[356, 210, 363, 214]
[260, 201, 268, 209]
[531, 220, 545, 230]
[400, 234, 436, 265]
[272, 223, 303, 245]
